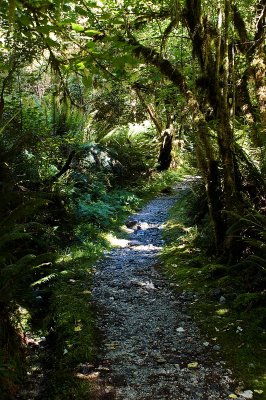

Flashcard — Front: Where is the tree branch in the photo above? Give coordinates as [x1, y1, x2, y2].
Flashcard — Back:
[50, 151, 76, 183]
[133, 84, 163, 133]
[128, 36, 187, 93]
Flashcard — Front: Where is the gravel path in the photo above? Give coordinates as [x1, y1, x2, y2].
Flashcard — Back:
[91, 182, 237, 400]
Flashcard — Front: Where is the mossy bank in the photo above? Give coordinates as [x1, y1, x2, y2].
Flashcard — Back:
[161, 181, 266, 399]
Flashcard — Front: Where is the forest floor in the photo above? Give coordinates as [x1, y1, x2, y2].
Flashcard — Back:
[16, 176, 264, 400]
[89, 179, 246, 400]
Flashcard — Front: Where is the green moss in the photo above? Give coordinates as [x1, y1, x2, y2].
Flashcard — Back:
[161, 186, 266, 397]
[133, 170, 184, 202]
[41, 171, 184, 400]
[232, 293, 266, 311]
[39, 253, 99, 400]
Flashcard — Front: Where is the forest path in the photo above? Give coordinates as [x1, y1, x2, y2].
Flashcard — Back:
[91, 180, 235, 400]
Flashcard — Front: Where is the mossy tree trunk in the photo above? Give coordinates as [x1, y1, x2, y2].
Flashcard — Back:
[133, 84, 175, 172]
[129, 36, 224, 250]
[184, 0, 244, 219]
[215, 0, 242, 213]
[233, 2, 266, 146]
[157, 123, 174, 171]
[251, 0, 266, 136]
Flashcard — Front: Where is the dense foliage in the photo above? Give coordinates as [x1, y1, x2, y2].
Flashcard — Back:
[0, 0, 265, 398]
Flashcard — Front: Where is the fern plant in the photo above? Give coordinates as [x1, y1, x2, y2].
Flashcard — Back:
[0, 189, 57, 397]
[100, 122, 158, 177]
[227, 210, 266, 284]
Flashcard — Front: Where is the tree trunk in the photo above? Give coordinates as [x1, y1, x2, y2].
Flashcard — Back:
[252, 51, 266, 137]
[216, 0, 242, 213]
[133, 84, 174, 172]
[251, 0, 266, 136]
[128, 35, 225, 250]
[233, 2, 266, 143]
[157, 124, 174, 171]
[50, 150, 76, 183]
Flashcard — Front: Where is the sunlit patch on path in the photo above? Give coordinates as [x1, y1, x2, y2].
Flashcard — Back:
[91, 181, 237, 400]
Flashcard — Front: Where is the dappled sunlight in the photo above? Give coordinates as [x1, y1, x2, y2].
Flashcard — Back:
[128, 120, 152, 135]
[105, 233, 129, 248]
[132, 279, 156, 290]
[121, 225, 135, 234]
[216, 308, 229, 316]
[128, 243, 162, 251]
[0, 0, 264, 397]
[105, 225, 164, 250]
[76, 371, 100, 380]
[74, 322, 83, 332]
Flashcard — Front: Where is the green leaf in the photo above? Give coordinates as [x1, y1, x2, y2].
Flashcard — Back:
[32, 273, 57, 286]
[71, 23, 85, 32]
[86, 41, 96, 52]
[75, 6, 89, 16]
[82, 75, 93, 88]
[19, 14, 32, 26]
[85, 29, 102, 36]
[36, 25, 57, 34]
[0, 198, 50, 228]
[76, 61, 86, 70]
[187, 362, 198, 368]
[45, 37, 60, 47]
[0, 232, 31, 249]
[112, 18, 124, 25]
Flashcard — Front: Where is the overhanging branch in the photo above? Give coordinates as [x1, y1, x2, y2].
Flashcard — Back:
[50, 151, 76, 183]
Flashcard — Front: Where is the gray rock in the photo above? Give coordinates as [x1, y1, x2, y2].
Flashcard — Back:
[126, 219, 138, 228]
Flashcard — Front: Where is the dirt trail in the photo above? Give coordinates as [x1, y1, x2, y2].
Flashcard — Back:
[92, 181, 237, 400]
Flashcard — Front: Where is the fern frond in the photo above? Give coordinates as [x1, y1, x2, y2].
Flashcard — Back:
[0, 255, 36, 301]
[32, 273, 57, 286]
[0, 232, 31, 249]
[226, 211, 266, 235]
[247, 255, 266, 270]
[0, 198, 50, 227]
[245, 238, 266, 250]
[31, 252, 55, 269]
[235, 143, 265, 189]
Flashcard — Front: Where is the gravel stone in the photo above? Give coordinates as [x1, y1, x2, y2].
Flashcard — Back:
[92, 179, 237, 399]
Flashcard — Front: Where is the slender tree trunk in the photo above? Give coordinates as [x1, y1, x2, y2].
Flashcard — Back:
[0, 97, 4, 119]
[215, 0, 242, 212]
[236, 71, 261, 146]
[252, 50, 266, 136]
[133, 86, 162, 133]
[251, 0, 266, 136]
[128, 35, 225, 250]
[157, 123, 174, 171]
[194, 116, 225, 250]
[133, 85, 174, 172]
[233, 1, 266, 143]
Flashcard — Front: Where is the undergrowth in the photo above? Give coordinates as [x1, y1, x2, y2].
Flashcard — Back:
[32, 169, 183, 400]
[161, 185, 266, 399]
[38, 251, 100, 400]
